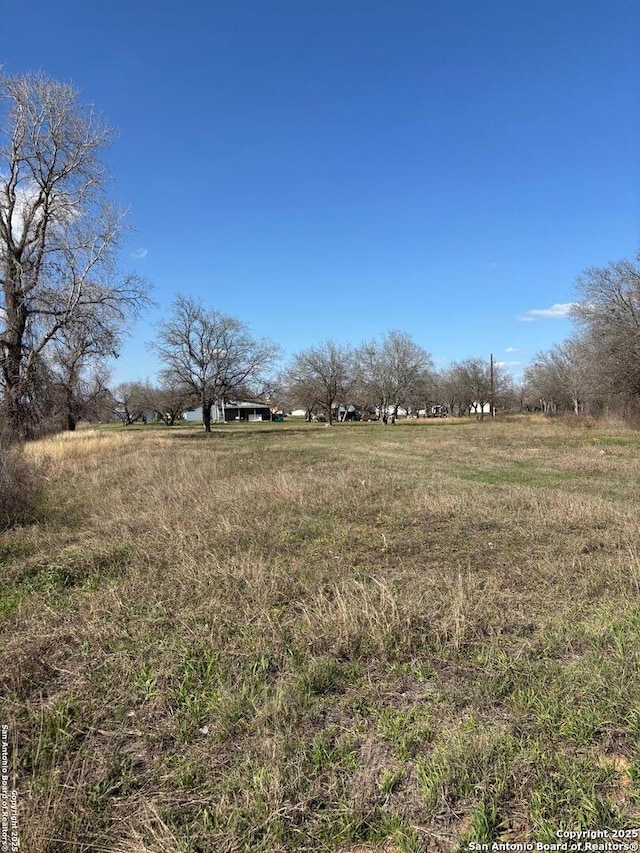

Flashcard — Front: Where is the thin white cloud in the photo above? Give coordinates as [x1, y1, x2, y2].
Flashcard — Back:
[496, 360, 521, 368]
[505, 346, 520, 353]
[517, 302, 576, 322]
[131, 247, 148, 259]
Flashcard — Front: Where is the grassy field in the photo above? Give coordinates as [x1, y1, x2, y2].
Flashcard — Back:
[2, 415, 640, 852]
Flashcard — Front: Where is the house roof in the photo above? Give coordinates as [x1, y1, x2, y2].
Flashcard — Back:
[225, 401, 271, 409]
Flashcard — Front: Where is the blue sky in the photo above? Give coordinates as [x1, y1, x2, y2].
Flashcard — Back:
[3, 0, 639, 383]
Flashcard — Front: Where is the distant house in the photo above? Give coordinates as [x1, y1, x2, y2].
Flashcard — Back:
[182, 401, 272, 423]
[469, 402, 493, 416]
[224, 402, 272, 422]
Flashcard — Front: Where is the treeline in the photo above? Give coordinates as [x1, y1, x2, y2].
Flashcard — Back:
[101, 252, 640, 429]
[156, 262, 639, 425]
[101, 328, 513, 431]
[3, 71, 639, 444]
[277, 335, 513, 423]
[44, 298, 515, 431]
[525, 255, 640, 418]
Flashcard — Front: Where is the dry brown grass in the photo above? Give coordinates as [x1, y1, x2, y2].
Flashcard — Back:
[3, 417, 640, 851]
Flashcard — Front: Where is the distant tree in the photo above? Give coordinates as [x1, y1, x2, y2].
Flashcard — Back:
[139, 381, 194, 426]
[449, 357, 511, 419]
[491, 361, 515, 412]
[111, 381, 147, 426]
[277, 373, 318, 421]
[511, 380, 533, 413]
[524, 352, 562, 414]
[355, 330, 433, 419]
[0, 71, 150, 439]
[383, 330, 433, 416]
[285, 342, 353, 424]
[572, 254, 640, 413]
[48, 318, 119, 431]
[525, 339, 593, 415]
[80, 373, 114, 423]
[405, 372, 437, 417]
[437, 366, 469, 417]
[153, 296, 277, 432]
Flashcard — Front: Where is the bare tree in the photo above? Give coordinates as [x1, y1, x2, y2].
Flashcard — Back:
[354, 339, 388, 418]
[449, 357, 511, 419]
[437, 365, 468, 417]
[278, 371, 319, 421]
[510, 380, 533, 413]
[0, 71, 150, 439]
[153, 296, 277, 432]
[138, 381, 194, 426]
[458, 358, 490, 419]
[74, 366, 113, 424]
[572, 254, 640, 413]
[47, 314, 119, 430]
[524, 340, 592, 415]
[110, 381, 147, 426]
[524, 353, 560, 414]
[285, 342, 353, 424]
[356, 330, 433, 420]
[0, 351, 59, 441]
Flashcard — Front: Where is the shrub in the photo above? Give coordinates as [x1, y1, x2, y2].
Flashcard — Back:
[0, 444, 45, 530]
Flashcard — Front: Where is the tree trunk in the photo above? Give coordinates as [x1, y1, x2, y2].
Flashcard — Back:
[202, 400, 212, 432]
[1, 391, 26, 443]
[64, 382, 77, 431]
[2, 286, 29, 440]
